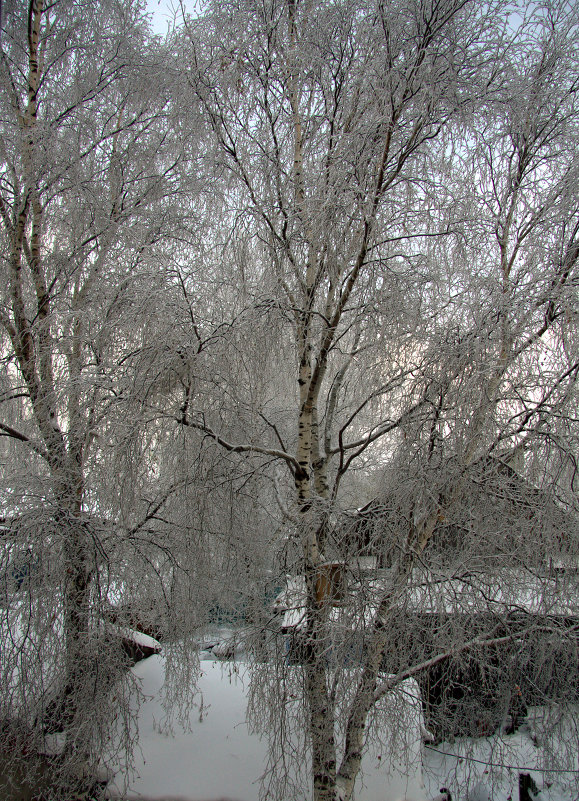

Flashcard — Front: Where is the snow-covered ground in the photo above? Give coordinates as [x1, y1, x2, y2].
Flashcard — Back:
[106, 646, 578, 801]
[106, 652, 428, 801]
[422, 715, 579, 801]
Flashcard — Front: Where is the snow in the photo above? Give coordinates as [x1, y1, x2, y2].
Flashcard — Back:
[115, 626, 162, 652]
[422, 714, 579, 801]
[106, 654, 427, 801]
[403, 571, 579, 617]
[277, 569, 579, 631]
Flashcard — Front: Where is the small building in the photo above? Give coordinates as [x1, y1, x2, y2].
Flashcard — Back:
[274, 567, 579, 740]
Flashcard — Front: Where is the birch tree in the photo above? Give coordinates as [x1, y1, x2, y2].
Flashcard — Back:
[0, 2, 204, 795]
[175, 1, 579, 799]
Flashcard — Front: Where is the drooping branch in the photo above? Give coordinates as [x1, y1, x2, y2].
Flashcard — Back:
[178, 416, 299, 475]
[0, 421, 49, 461]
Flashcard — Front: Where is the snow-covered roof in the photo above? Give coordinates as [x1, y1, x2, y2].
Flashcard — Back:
[112, 626, 162, 652]
[403, 571, 579, 616]
[277, 569, 579, 631]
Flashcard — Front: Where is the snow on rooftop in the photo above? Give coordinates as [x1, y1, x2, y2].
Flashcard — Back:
[113, 626, 162, 652]
[277, 569, 579, 631]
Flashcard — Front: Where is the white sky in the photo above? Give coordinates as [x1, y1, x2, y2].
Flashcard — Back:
[145, 0, 201, 35]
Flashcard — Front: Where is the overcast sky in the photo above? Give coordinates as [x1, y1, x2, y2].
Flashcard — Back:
[145, 0, 200, 34]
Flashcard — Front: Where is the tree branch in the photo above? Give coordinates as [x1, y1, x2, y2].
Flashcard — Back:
[373, 633, 515, 703]
[178, 416, 299, 474]
[0, 421, 49, 461]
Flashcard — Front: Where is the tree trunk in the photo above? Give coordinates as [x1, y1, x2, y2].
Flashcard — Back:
[305, 606, 337, 801]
